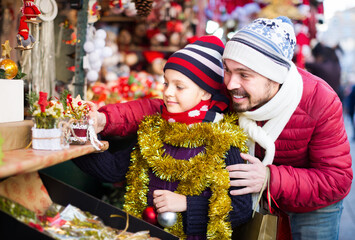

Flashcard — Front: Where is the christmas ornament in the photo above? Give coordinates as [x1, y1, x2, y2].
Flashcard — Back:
[94, 38, 106, 49]
[0, 59, 19, 79]
[83, 26, 112, 83]
[142, 206, 157, 225]
[16, 15, 36, 50]
[95, 29, 107, 39]
[88, 0, 101, 24]
[157, 212, 177, 228]
[101, 47, 113, 58]
[133, 0, 153, 17]
[87, 70, 99, 83]
[21, 0, 42, 23]
[83, 41, 95, 53]
[1, 40, 12, 59]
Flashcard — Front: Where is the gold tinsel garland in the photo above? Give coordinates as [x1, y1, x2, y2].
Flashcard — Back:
[123, 114, 248, 240]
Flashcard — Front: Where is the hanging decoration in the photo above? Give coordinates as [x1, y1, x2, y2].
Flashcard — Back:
[83, 26, 113, 83]
[88, 0, 101, 24]
[132, 0, 153, 17]
[16, 15, 36, 50]
[16, 0, 42, 51]
[21, 0, 42, 23]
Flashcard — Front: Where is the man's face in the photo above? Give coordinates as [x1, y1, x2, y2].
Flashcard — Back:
[223, 59, 280, 112]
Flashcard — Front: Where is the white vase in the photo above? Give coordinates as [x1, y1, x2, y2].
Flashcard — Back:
[32, 128, 69, 150]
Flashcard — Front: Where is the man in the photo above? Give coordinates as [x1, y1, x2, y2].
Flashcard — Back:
[221, 16, 352, 240]
[88, 17, 352, 240]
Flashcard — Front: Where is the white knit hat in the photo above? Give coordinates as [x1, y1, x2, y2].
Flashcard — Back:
[223, 16, 296, 84]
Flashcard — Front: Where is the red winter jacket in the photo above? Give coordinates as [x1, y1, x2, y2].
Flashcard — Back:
[98, 68, 352, 213]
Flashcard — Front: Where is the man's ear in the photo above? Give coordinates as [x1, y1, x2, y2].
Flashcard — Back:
[201, 91, 212, 101]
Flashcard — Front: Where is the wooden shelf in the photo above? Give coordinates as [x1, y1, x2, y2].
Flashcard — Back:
[99, 15, 139, 22]
[127, 45, 180, 52]
[0, 141, 109, 179]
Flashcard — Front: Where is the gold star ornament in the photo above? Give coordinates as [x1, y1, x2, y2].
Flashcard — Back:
[1, 40, 12, 59]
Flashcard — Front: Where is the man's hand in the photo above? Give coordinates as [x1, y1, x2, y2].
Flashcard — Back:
[226, 153, 267, 195]
[153, 190, 187, 213]
[86, 101, 106, 134]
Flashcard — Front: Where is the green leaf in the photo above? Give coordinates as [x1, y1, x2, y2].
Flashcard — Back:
[60, 89, 71, 110]
[14, 66, 27, 79]
[26, 92, 39, 115]
[0, 69, 6, 79]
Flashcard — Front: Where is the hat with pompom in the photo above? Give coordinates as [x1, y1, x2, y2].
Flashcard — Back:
[164, 35, 225, 95]
[164, 35, 230, 121]
[223, 16, 296, 84]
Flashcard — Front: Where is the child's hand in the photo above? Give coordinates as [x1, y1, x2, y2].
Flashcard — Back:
[153, 190, 186, 213]
[86, 101, 106, 133]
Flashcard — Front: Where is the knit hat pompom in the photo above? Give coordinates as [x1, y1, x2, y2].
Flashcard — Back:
[164, 35, 225, 95]
[223, 16, 296, 84]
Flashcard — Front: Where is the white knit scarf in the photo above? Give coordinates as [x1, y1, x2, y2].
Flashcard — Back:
[238, 62, 303, 206]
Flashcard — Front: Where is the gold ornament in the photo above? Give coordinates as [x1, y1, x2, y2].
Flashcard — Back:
[0, 59, 18, 79]
[124, 114, 248, 240]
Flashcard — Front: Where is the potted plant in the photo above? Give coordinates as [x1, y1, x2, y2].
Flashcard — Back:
[27, 91, 68, 150]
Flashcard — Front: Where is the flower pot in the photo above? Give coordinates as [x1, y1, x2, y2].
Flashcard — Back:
[32, 128, 68, 150]
[69, 120, 88, 145]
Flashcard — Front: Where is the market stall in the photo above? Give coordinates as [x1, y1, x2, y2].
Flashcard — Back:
[0, 0, 325, 238]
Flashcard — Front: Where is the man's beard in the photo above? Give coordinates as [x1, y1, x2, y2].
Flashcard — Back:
[229, 89, 250, 112]
[231, 102, 249, 112]
[229, 84, 275, 113]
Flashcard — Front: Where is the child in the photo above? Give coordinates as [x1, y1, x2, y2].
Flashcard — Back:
[74, 36, 252, 239]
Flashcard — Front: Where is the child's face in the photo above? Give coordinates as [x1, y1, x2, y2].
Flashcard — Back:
[163, 69, 211, 113]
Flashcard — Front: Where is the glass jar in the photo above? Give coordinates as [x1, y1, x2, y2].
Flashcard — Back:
[69, 119, 88, 145]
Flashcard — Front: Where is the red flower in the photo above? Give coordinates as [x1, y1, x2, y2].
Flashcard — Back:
[38, 92, 48, 113]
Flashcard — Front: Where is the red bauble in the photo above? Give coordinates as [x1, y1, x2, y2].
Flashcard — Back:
[142, 206, 157, 225]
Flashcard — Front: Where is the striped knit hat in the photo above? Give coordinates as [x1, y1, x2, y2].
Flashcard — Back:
[164, 35, 225, 96]
[163, 35, 230, 120]
[223, 16, 296, 84]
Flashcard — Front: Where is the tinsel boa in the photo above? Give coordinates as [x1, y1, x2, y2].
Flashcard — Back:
[123, 114, 248, 240]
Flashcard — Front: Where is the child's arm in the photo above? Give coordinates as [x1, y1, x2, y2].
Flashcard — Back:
[72, 137, 137, 183]
[97, 98, 163, 137]
[226, 146, 253, 227]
